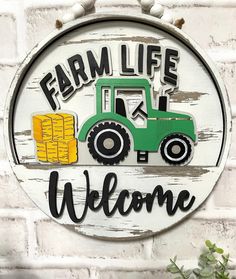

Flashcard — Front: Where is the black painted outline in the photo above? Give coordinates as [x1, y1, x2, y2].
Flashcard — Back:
[8, 15, 227, 166]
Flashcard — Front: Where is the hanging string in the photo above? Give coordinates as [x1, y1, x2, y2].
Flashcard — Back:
[56, 0, 185, 29]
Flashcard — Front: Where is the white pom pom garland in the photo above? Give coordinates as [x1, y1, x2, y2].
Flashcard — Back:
[78, 0, 95, 10]
[62, 12, 75, 24]
[72, 3, 86, 17]
[150, 3, 164, 18]
[140, 0, 155, 11]
[57, 0, 176, 28]
[161, 11, 174, 24]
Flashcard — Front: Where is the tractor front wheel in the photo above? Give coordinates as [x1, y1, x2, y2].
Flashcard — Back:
[87, 122, 130, 165]
[160, 134, 193, 165]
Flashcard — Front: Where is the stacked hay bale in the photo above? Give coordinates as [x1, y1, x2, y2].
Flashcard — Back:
[32, 113, 77, 164]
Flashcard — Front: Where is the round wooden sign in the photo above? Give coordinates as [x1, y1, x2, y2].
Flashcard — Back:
[4, 14, 231, 239]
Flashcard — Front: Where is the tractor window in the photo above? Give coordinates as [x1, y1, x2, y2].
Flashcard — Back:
[115, 89, 147, 127]
[102, 87, 111, 112]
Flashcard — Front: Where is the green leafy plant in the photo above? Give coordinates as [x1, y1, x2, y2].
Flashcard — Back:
[167, 240, 233, 279]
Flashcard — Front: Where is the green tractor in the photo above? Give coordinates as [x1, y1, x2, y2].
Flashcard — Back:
[78, 77, 197, 165]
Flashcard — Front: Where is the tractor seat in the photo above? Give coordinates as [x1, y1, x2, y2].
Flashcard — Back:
[116, 98, 127, 118]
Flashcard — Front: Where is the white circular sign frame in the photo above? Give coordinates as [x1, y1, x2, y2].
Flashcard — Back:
[4, 13, 231, 240]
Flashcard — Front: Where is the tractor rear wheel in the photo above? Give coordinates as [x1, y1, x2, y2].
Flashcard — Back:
[87, 122, 130, 165]
[160, 134, 193, 165]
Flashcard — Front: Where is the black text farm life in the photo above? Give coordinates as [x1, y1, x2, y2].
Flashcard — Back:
[39, 43, 179, 110]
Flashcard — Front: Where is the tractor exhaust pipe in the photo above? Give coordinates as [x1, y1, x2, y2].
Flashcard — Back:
[159, 96, 168, 111]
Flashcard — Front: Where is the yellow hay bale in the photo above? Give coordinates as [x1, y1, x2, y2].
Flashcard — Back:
[58, 113, 75, 140]
[46, 141, 58, 163]
[32, 115, 52, 142]
[58, 138, 77, 164]
[36, 142, 47, 162]
[33, 112, 77, 165]
[47, 114, 64, 141]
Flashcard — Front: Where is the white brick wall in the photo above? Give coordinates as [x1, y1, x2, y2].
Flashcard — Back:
[0, 0, 236, 278]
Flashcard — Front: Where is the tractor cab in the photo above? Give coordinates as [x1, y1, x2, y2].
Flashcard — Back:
[96, 78, 151, 127]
